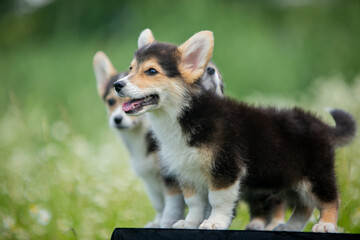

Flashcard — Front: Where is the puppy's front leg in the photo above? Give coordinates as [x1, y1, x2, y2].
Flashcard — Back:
[199, 179, 240, 230]
[142, 177, 165, 228]
[172, 185, 207, 229]
[160, 183, 185, 228]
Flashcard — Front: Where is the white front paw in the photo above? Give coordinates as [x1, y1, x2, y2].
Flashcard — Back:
[312, 222, 337, 233]
[199, 219, 228, 230]
[144, 221, 160, 228]
[245, 219, 265, 230]
[172, 219, 199, 229]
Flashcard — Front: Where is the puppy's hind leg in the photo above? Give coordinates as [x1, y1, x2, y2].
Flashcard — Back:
[312, 200, 339, 233]
[274, 205, 314, 231]
[244, 193, 269, 231]
[310, 174, 339, 232]
[310, 155, 339, 232]
[265, 199, 287, 230]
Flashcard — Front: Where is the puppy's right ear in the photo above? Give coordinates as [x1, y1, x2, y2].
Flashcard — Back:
[178, 31, 214, 84]
[138, 28, 155, 49]
[93, 51, 116, 97]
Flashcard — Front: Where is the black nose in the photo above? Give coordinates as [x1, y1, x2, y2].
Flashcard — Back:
[114, 81, 126, 92]
[206, 67, 215, 75]
[114, 116, 123, 124]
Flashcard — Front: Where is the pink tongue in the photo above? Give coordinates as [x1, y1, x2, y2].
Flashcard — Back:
[122, 99, 144, 112]
[122, 101, 133, 112]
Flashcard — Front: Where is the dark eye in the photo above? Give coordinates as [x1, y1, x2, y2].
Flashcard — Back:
[129, 66, 133, 71]
[145, 68, 158, 76]
[107, 99, 115, 106]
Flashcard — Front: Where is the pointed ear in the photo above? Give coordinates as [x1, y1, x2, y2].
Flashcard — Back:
[178, 31, 214, 83]
[93, 51, 117, 97]
[138, 28, 155, 49]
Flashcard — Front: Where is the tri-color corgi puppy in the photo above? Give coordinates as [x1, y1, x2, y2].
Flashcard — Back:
[114, 29, 356, 232]
[93, 50, 224, 228]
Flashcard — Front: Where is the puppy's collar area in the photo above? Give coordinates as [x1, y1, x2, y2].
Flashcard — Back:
[122, 94, 159, 114]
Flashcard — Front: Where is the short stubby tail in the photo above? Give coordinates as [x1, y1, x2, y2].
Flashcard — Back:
[328, 109, 357, 147]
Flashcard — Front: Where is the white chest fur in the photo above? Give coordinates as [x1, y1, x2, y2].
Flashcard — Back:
[116, 123, 159, 178]
[148, 110, 211, 191]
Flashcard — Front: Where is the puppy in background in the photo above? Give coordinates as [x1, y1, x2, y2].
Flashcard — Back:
[93, 50, 224, 228]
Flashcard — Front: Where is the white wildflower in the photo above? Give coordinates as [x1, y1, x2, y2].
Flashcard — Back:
[37, 209, 52, 225]
[3, 215, 15, 229]
[29, 204, 52, 226]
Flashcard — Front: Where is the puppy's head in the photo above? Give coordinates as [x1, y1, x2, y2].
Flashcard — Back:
[114, 29, 214, 116]
[93, 51, 142, 130]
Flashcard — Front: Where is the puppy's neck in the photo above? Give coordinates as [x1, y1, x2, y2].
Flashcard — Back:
[147, 89, 197, 145]
[117, 120, 149, 158]
[154, 80, 201, 119]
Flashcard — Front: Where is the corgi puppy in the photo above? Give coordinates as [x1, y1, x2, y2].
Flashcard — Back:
[114, 29, 356, 232]
[93, 50, 224, 228]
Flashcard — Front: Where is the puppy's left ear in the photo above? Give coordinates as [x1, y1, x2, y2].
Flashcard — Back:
[93, 51, 117, 97]
[138, 28, 155, 49]
[178, 31, 214, 84]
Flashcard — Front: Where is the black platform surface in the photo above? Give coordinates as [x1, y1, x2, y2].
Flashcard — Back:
[111, 228, 360, 240]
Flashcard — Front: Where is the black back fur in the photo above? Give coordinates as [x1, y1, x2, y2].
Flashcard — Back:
[179, 90, 356, 203]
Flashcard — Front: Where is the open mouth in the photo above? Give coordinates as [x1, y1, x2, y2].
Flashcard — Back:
[122, 94, 159, 114]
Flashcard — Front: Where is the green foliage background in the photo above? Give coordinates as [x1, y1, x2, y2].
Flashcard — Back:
[0, 0, 359, 239]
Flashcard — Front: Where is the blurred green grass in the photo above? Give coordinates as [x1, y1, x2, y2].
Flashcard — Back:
[1, 0, 360, 239]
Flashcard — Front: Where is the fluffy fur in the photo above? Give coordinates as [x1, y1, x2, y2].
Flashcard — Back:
[93, 50, 224, 228]
[114, 29, 356, 232]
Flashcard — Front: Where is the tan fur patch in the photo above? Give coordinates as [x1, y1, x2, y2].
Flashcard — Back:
[272, 201, 286, 221]
[178, 67, 203, 84]
[128, 58, 187, 105]
[181, 185, 195, 199]
[209, 183, 233, 191]
[165, 185, 182, 196]
[318, 201, 339, 225]
[296, 180, 339, 229]
[302, 180, 339, 226]
[197, 145, 216, 187]
[130, 58, 168, 89]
